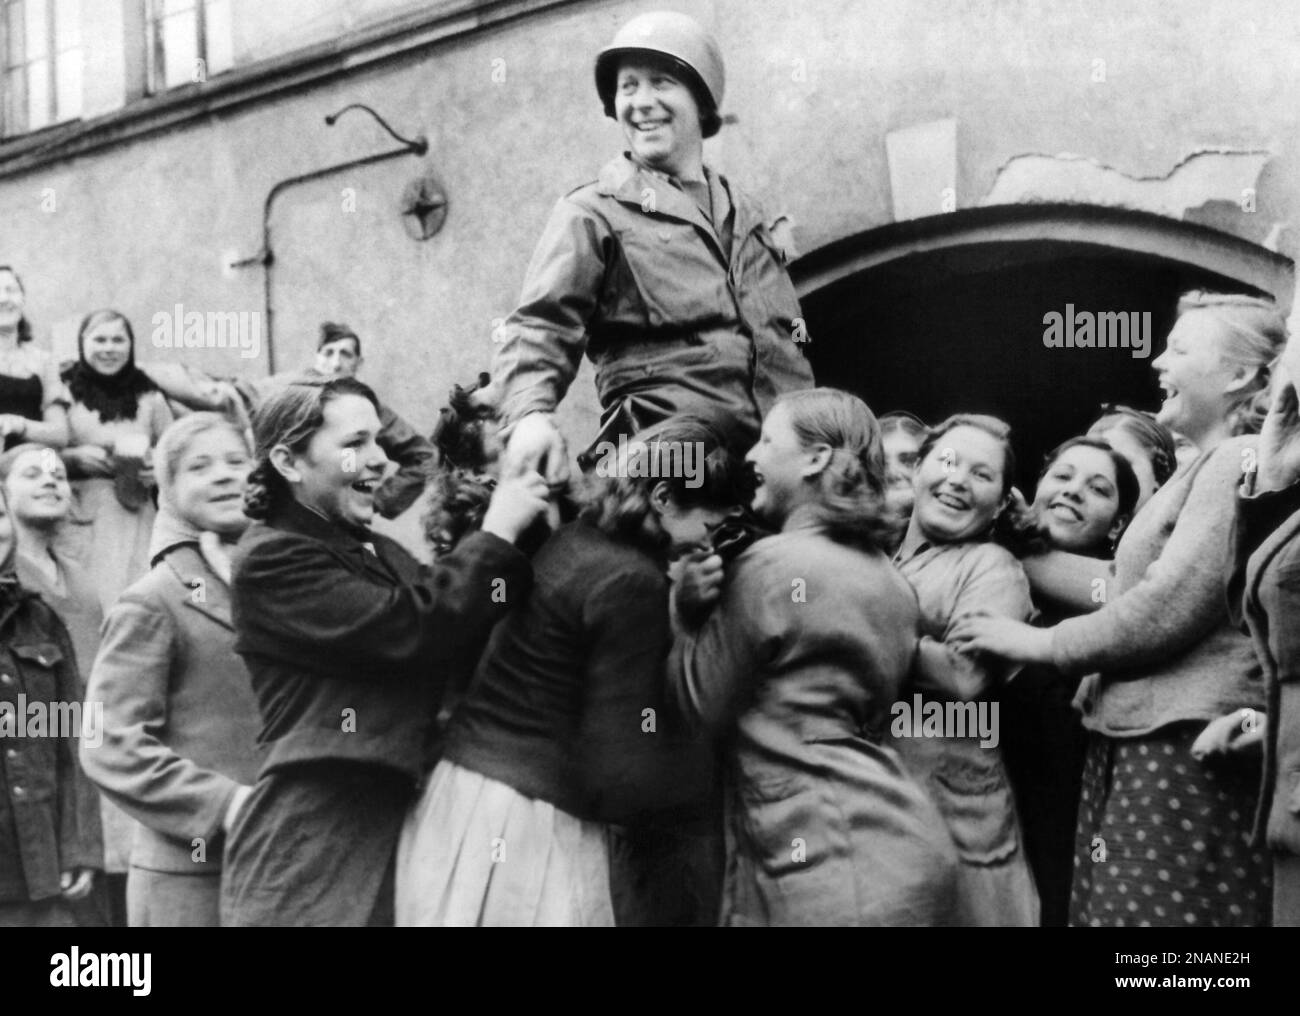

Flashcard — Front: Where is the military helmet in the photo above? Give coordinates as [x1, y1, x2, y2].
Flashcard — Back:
[594, 11, 726, 138]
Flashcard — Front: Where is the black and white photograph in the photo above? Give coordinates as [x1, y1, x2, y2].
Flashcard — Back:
[0, 0, 1296, 987]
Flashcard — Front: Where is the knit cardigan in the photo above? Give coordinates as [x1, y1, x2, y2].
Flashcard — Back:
[1059, 434, 1264, 737]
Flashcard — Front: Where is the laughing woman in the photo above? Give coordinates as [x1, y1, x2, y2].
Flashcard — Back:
[670, 389, 960, 926]
[999, 437, 1139, 926]
[1018, 408, 1176, 616]
[887, 414, 1039, 926]
[954, 291, 1284, 927]
[222, 377, 545, 926]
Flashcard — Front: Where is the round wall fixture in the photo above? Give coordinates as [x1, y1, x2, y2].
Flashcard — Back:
[401, 173, 448, 240]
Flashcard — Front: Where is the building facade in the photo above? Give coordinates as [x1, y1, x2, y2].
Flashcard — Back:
[2, 0, 1297, 547]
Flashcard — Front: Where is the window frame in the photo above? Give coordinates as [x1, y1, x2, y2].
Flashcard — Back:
[1, 0, 82, 138]
[146, 0, 231, 96]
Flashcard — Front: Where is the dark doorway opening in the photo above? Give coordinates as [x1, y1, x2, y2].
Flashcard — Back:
[799, 241, 1266, 489]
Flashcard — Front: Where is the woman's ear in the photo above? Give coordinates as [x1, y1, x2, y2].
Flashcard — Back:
[800, 443, 833, 480]
[1225, 362, 1263, 395]
[648, 480, 673, 518]
[1108, 513, 1131, 546]
[268, 444, 301, 485]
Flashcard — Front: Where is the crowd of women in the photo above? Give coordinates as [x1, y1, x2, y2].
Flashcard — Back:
[3, 10, 1300, 927]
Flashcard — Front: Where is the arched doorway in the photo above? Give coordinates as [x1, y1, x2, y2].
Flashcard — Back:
[792, 204, 1294, 486]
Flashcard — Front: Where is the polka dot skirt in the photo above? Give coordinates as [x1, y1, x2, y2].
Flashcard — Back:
[1070, 724, 1271, 927]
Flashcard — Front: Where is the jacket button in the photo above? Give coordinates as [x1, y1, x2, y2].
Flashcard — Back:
[11, 786, 23, 798]
[4, 748, 15, 760]
[0, 673, 12, 685]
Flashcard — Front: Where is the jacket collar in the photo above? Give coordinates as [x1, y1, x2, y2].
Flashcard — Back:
[1244, 500, 1300, 618]
[597, 153, 762, 258]
[265, 498, 403, 585]
[161, 544, 234, 631]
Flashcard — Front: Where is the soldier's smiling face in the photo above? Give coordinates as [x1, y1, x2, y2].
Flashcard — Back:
[615, 57, 703, 177]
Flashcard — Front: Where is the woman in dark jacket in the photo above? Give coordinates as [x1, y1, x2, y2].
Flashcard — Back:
[670, 388, 961, 926]
[396, 416, 740, 926]
[221, 376, 545, 926]
[0, 481, 101, 926]
[1219, 342, 1300, 926]
[80, 413, 264, 926]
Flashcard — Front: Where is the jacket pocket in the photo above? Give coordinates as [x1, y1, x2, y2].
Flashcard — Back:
[9, 641, 66, 703]
[927, 749, 1020, 866]
[744, 223, 803, 332]
[736, 768, 824, 879]
[613, 222, 723, 328]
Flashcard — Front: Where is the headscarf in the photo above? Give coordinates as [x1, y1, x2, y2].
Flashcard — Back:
[148, 413, 251, 565]
[61, 309, 158, 424]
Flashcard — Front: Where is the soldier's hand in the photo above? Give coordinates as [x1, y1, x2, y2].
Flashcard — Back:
[502, 412, 569, 487]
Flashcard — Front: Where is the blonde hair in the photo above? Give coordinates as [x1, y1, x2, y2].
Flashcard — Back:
[1176, 291, 1288, 436]
[155, 413, 251, 501]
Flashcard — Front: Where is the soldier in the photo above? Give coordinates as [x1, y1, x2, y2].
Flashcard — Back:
[489, 10, 815, 483]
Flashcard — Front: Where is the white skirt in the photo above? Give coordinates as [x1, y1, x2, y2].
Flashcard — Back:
[394, 759, 616, 927]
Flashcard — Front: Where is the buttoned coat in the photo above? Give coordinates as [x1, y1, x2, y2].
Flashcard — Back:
[1230, 482, 1300, 861]
[669, 528, 960, 926]
[0, 590, 102, 902]
[79, 544, 263, 876]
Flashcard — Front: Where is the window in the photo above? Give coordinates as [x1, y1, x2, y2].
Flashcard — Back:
[147, 0, 231, 91]
[1, 0, 82, 135]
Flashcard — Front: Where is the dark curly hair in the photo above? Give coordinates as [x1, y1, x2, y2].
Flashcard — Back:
[1014, 435, 1141, 559]
[429, 372, 496, 471]
[244, 375, 380, 520]
[421, 373, 502, 558]
[577, 415, 746, 559]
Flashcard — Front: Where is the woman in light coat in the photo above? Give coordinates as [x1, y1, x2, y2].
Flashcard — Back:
[670, 388, 960, 926]
[79, 413, 264, 926]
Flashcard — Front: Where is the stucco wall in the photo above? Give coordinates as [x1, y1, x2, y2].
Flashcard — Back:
[2, 0, 1297, 546]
